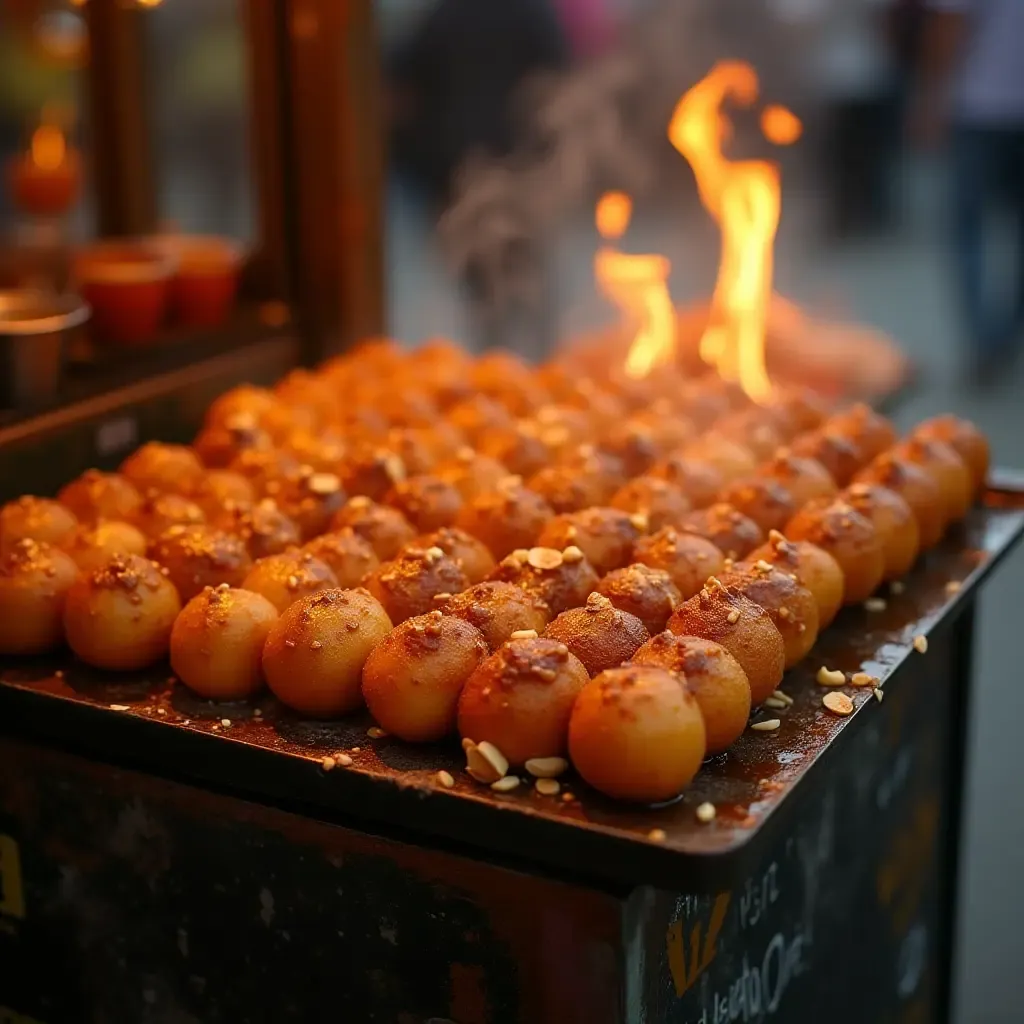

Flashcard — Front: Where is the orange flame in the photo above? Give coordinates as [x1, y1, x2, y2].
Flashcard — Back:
[30, 124, 67, 171]
[761, 104, 802, 146]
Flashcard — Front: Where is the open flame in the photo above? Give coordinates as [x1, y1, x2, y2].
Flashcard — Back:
[30, 124, 67, 171]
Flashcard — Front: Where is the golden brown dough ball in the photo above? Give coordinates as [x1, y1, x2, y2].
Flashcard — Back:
[454, 478, 554, 559]
[446, 394, 514, 444]
[599, 420, 671, 478]
[623, 401, 698, 453]
[380, 427, 436, 476]
[338, 442, 407, 502]
[0, 496, 78, 554]
[568, 665, 706, 802]
[713, 408, 785, 461]
[228, 446, 302, 498]
[470, 350, 547, 415]
[784, 498, 886, 604]
[193, 415, 274, 469]
[149, 524, 253, 602]
[632, 632, 751, 755]
[434, 449, 510, 502]
[170, 585, 278, 700]
[273, 468, 347, 541]
[262, 587, 392, 716]
[544, 592, 650, 676]
[610, 475, 692, 532]
[526, 406, 596, 460]
[280, 428, 347, 474]
[241, 549, 338, 613]
[632, 526, 725, 600]
[537, 507, 646, 576]
[680, 503, 764, 561]
[0, 539, 78, 654]
[407, 338, 473, 407]
[119, 442, 205, 496]
[647, 453, 725, 509]
[546, 376, 625, 432]
[58, 470, 141, 524]
[361, 611, 489, 741]
[273, 368, 338, 426]
[762, 386, 830, 437]
[371, 387, 440, 429]
[789, 429, 865, 487]
[748, 530, 845, 628]
[596, 564, 682, 635]
[682, 434, 757, 485]
[755, 450, 838, 509]
[63, 520, 148, 573]
[891, 437, 973, 524]
[385, 474, 464, 533]
[716, 477, 797, 534]
[527, 447, 624, 513]
[854, 452, 946, 550]
[437, 581, 551, 651]
[216, 498, 301, 560]
[63, 554, 182, 670]
[676, 376, 733, 430]
[842, 483, 920, 581]
[458, 636, 589, 765]
[190, 470, 256, 520]
[363, 545, 470, 623]
[476, 422, 551, 479]
[303, 528, 379, 588]
[668, 579, 785, 704]
[913, 415, 989, 496]
[330, 495, 417, 561]
[719, 561, 819, 667]
[488, 545, 601, 616]
[205, 385, 283, 432]
[406, 526, 495, 585]
[826, 403, 898, 463]
[133, 491, 206, 539]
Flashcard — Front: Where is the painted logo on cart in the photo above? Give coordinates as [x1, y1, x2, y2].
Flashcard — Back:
[667, 892, 732, 995]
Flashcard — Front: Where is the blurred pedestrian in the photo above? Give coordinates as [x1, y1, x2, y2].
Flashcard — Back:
[916, 0, 1024, 384]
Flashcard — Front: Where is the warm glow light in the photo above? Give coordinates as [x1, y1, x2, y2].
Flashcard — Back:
[761, 104, 802, 146]
[595, 191, 632, 239]
[30, 124, 67, 172]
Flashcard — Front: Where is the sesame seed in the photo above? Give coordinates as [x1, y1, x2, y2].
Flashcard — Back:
[873, 687, 885, 703]
[816, 666, 846, 687]
[755, 559, 774, 573]
[727, 609, 740, 624]
[367, 726, 387, 739]
[751, 719, 781, 732]
[630, 512, 649, 531]
[491, 775, 521, 793]
[913, 634, 928, 654]
[561, 545, 584, 564]
[696, 802, 717, 823]
[535, 778, 560, 796]
[510, 629, 539, 640]
[109, 704, 131, 712]
[157, 708, 167, 715]
[763, 697, 788, 710]
[864, 597, 887, 612]
[528, 547, 563, 570]
[436, 770, 455, 788]
[524, 756, 568, 779]
[823, 691, 854, 716]
[350, 746, 361, 753]
[772, 689, 794, 706]
[561, 792, 575, 803]
[337, 754, 353, 766]
[648, 828, 667, 842]
[221, 719, 232, 728]
[945, 580, 962, 595]
[322, 756, 336, 771]
[850, 672, 878, 687]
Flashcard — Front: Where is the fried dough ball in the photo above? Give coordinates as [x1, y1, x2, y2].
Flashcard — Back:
[682, 435, 757, 485]
[748, 530, 845, 628]
[568, 665, 706, 802]
[784, 498, 886, 604]
[789, 429, 865, 487]
[632, 633, 751, 755]
[338, 442, 407, 502]
[610, 476, 692, 532]
[0, 496, 78, 554]
[621, 401, 697, 454]
[63, 520, 148, 573]
[470, 350, 546, 414]
[892, 437, 973, 524]
[434, 450, 511, 504]
[303, 528, 379, 588]
[544, 592, 650, 676]
[596, 564, 682, 635]
[854, 453, 946, 549]
[526, 407, 595, 460]
[755, 450, 838, 509]
[826, 403, 898, 463]
[205, 385, 283, 432]
[149, 524, 253, 602]
[647, 453, 725, 509]
[133, 491, 206, 539]
[280, 428, 346, 474]
[458, 637, 589, 765]
[408, 339, 474, 407]
[216, 498, 301, 560]
[668, 580, 785, 704]
[537, 507, 645, 576]
[407, 527, 495, 585]
[384, 474, 463, 533]
[677, 376, 733, 430]
[716, 477, 797, 534]
[842, 483, 920, 581]
[169, 586, 278, 700]
[228, 446, 302, 498]
[58, 470, 141, 524]
[437, 581, 551, 651]
[454, 478, 554, 559]
[362, 611, 489, 742]
[380, 427, 437, 475]
[190, 470, 256, 520]
[193, 416, 274, 468]
[476, 422, 551, 479]
[680, 503, 764, 561]
[241, 549, 338, 613]
[914, 415, 989, 496]
[63, 554, 182, 670]
[262, 588, 393, 716]
[363, 546, 470, 624]
[0, 539, 78, 654]
[330, 496, 417, 561]
[763, 387, 829, 437]
[446, 394, 514, 444]
[719, 561, 819, 667]
[599, 420, 669, 478]
[527, 460, 616, 514]
[632, 527, 726, 600]
[713, 409, 785, 461]
[370, 388, 440, 430]
[119, 442, 205, 496]
[488, 545, 601, 616]
[272, 469, 347, 541]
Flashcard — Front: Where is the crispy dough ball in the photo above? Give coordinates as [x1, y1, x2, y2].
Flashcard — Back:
[446, 394, 514, 444]
[228, 446, 302, 498]
[241, 549, 338, 613]
[303, 528, 379, 588]
[843, 483, 921, 581]
[596, 564, 682, 636]
[647, 453, 724, 509]
[469, 350, 546, 414]
[361, 611, 489, 742]
[63, 520, 148, 573]
[193, 416, 274, 469]
[676, 376, 733, 430]
[632, 526, 725, 600]
[680, 503, 764, 561]
[280, 428, 346, 474]
[437, 581, 551, 651]
[330, 496, 417, 561]
[713, 409, 785, 461]
[682, 435, 757, 485]
[749, 530, 845, 628]
[0, 539, 78, 654]
[58, 470, 141, 524]
[620, 402, 697, 454]
[374, 387, 440, 429]
[170, 586, 278, 700]
[435, 449, 510, 502]
[526, 461, 616, 514]
[476, 422, 550, 479]
[719, 562, 820, 668]
[784, 498, 886, 604]
[488, 545, 601, 616]
[338, 442, 407, 502]
[380, 427, 438, 475]
[716, 477, 796, 534]
[892, 437, 973, 524]
[216, 498, 301, 560]
[263, 588, 393, 716]
[205, 385, 283, 431]
[458, 637, 589, 765]
[132, 490, 206, 539]
[407, 527, 495, 585]
[525, 407, 595, 461]
[454, 478, 554, 559]
[190, 470, 257, 520]
[536, 507, 645, 576]
[914, 415, 989, 495]
[408, 339, 474, 407]
[790, 429, 865, 487]
[632, 633, 751, 755]
[569, 665, 706, 802]
[63, 554, 182, 670]
[668, 580, 785, 704]
[756, 450, 838, 509]
[273, 469, 347, 541]
[385, 474, 463, 533]
[0, 496, 78, 554]
[119, 443, 204, 495]
[610, 476, 692, 532]
[149, 524, 253, 603]
[544, 592, 650, 677]
[599, 417, 682, 478]
[762, 387, 829, 437]
[854, 452, 945, 550]
[363, 546, 470, 624]
[826, 404, 898, 463]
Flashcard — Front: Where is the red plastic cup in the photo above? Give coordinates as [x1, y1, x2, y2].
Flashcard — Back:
[153, 235, 244, 329]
